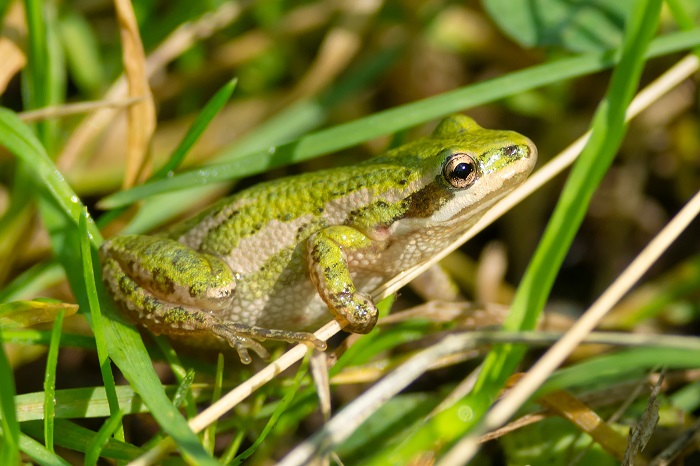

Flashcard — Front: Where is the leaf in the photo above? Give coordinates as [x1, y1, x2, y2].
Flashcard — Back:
[483, 0, 635, 52]
[0, 300, 78, 328]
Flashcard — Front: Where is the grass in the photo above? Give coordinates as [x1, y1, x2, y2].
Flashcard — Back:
[0, 1, 699, 464]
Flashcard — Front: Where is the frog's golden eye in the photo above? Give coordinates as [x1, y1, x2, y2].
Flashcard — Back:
[443, 153, 478, 189]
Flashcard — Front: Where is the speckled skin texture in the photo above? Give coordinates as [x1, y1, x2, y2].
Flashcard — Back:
[100, 115, 537, 362]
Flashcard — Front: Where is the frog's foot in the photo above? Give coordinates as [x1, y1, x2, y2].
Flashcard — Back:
[212, 322, 327, 364]
[210, 325, 270, 364]
[331, 291, 377, 334]
[307, 226, 379, 335]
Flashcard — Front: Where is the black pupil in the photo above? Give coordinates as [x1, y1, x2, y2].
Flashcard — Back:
[453, 162, 473, 180]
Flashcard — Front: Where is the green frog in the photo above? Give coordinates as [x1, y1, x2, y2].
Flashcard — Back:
[100, 115, 537, 363]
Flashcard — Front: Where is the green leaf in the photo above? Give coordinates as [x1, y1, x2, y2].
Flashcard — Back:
[0, 300, 77, 328]
[484, 0, 635, 52]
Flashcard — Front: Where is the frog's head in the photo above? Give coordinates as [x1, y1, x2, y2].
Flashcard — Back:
[390, 114, 537, 236]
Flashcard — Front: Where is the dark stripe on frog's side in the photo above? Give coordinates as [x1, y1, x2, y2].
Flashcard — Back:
[343, 200, 398, 229]
[150, 265, 177, 297]
[401, 175, 455, 218]
[340, 178, 455, 232]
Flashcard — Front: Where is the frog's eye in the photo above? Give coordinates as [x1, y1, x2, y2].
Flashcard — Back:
[443, 153, 478, 189]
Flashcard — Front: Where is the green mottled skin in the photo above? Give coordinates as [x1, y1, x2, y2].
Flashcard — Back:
[100, 115, 537, 363]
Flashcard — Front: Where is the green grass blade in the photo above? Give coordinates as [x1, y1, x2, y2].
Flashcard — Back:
[151, 77, 238, 179]
[1, 329, 95, 348]
[98, 299, 218, 465]
[666, 0, 700, 33]
[473, 0, 664, 397]
[100, 46, 404, 235]
[85, 411, 125, 466]
[22, 419, 142, 462]
[171, 369, 196, 410]
[218, 45, 403, 162]
[98, 27, 700, 209]
[24, 0, 63, 153]
[204, 354, 225, 455]
[57, 10, 104, 98]
[543, 346, 700, 393]
[151, 336, 198, 420]
[43, 308, 64, 452]
[0, 335, 20, 464]
[14, 384, 210, 422]
[79, 209, 123, 440]
[0, 108, 103, 243]
[23, 0, 48, 113]
[17, 431, 70, 466]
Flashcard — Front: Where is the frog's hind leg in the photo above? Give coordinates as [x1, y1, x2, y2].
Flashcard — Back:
[101, 235, 327, 363]
[102, 253, 270, 363]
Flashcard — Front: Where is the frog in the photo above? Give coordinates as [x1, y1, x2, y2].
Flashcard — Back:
[100, 115, 537, 364]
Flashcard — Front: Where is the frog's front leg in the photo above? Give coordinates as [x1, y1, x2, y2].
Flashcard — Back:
[100, 235, 324, 364]
[307, 226, 379, 334]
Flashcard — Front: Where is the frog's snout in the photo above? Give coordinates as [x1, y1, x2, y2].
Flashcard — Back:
[524, 137, 538, 162]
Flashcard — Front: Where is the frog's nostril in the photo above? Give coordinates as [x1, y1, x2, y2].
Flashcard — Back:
[504, 145, 519, 157]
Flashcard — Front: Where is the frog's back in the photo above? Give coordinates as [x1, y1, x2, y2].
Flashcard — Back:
[167, 148, 429, 257]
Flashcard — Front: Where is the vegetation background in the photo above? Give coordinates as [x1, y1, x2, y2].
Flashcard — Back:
[0, 0, 699, 464]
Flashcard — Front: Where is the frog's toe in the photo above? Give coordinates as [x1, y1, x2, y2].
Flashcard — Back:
[235, 325, 327, 351]
[212, 324, 270, 363]
[234, 337, 271, 364]
[336, 292, 378, 334]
